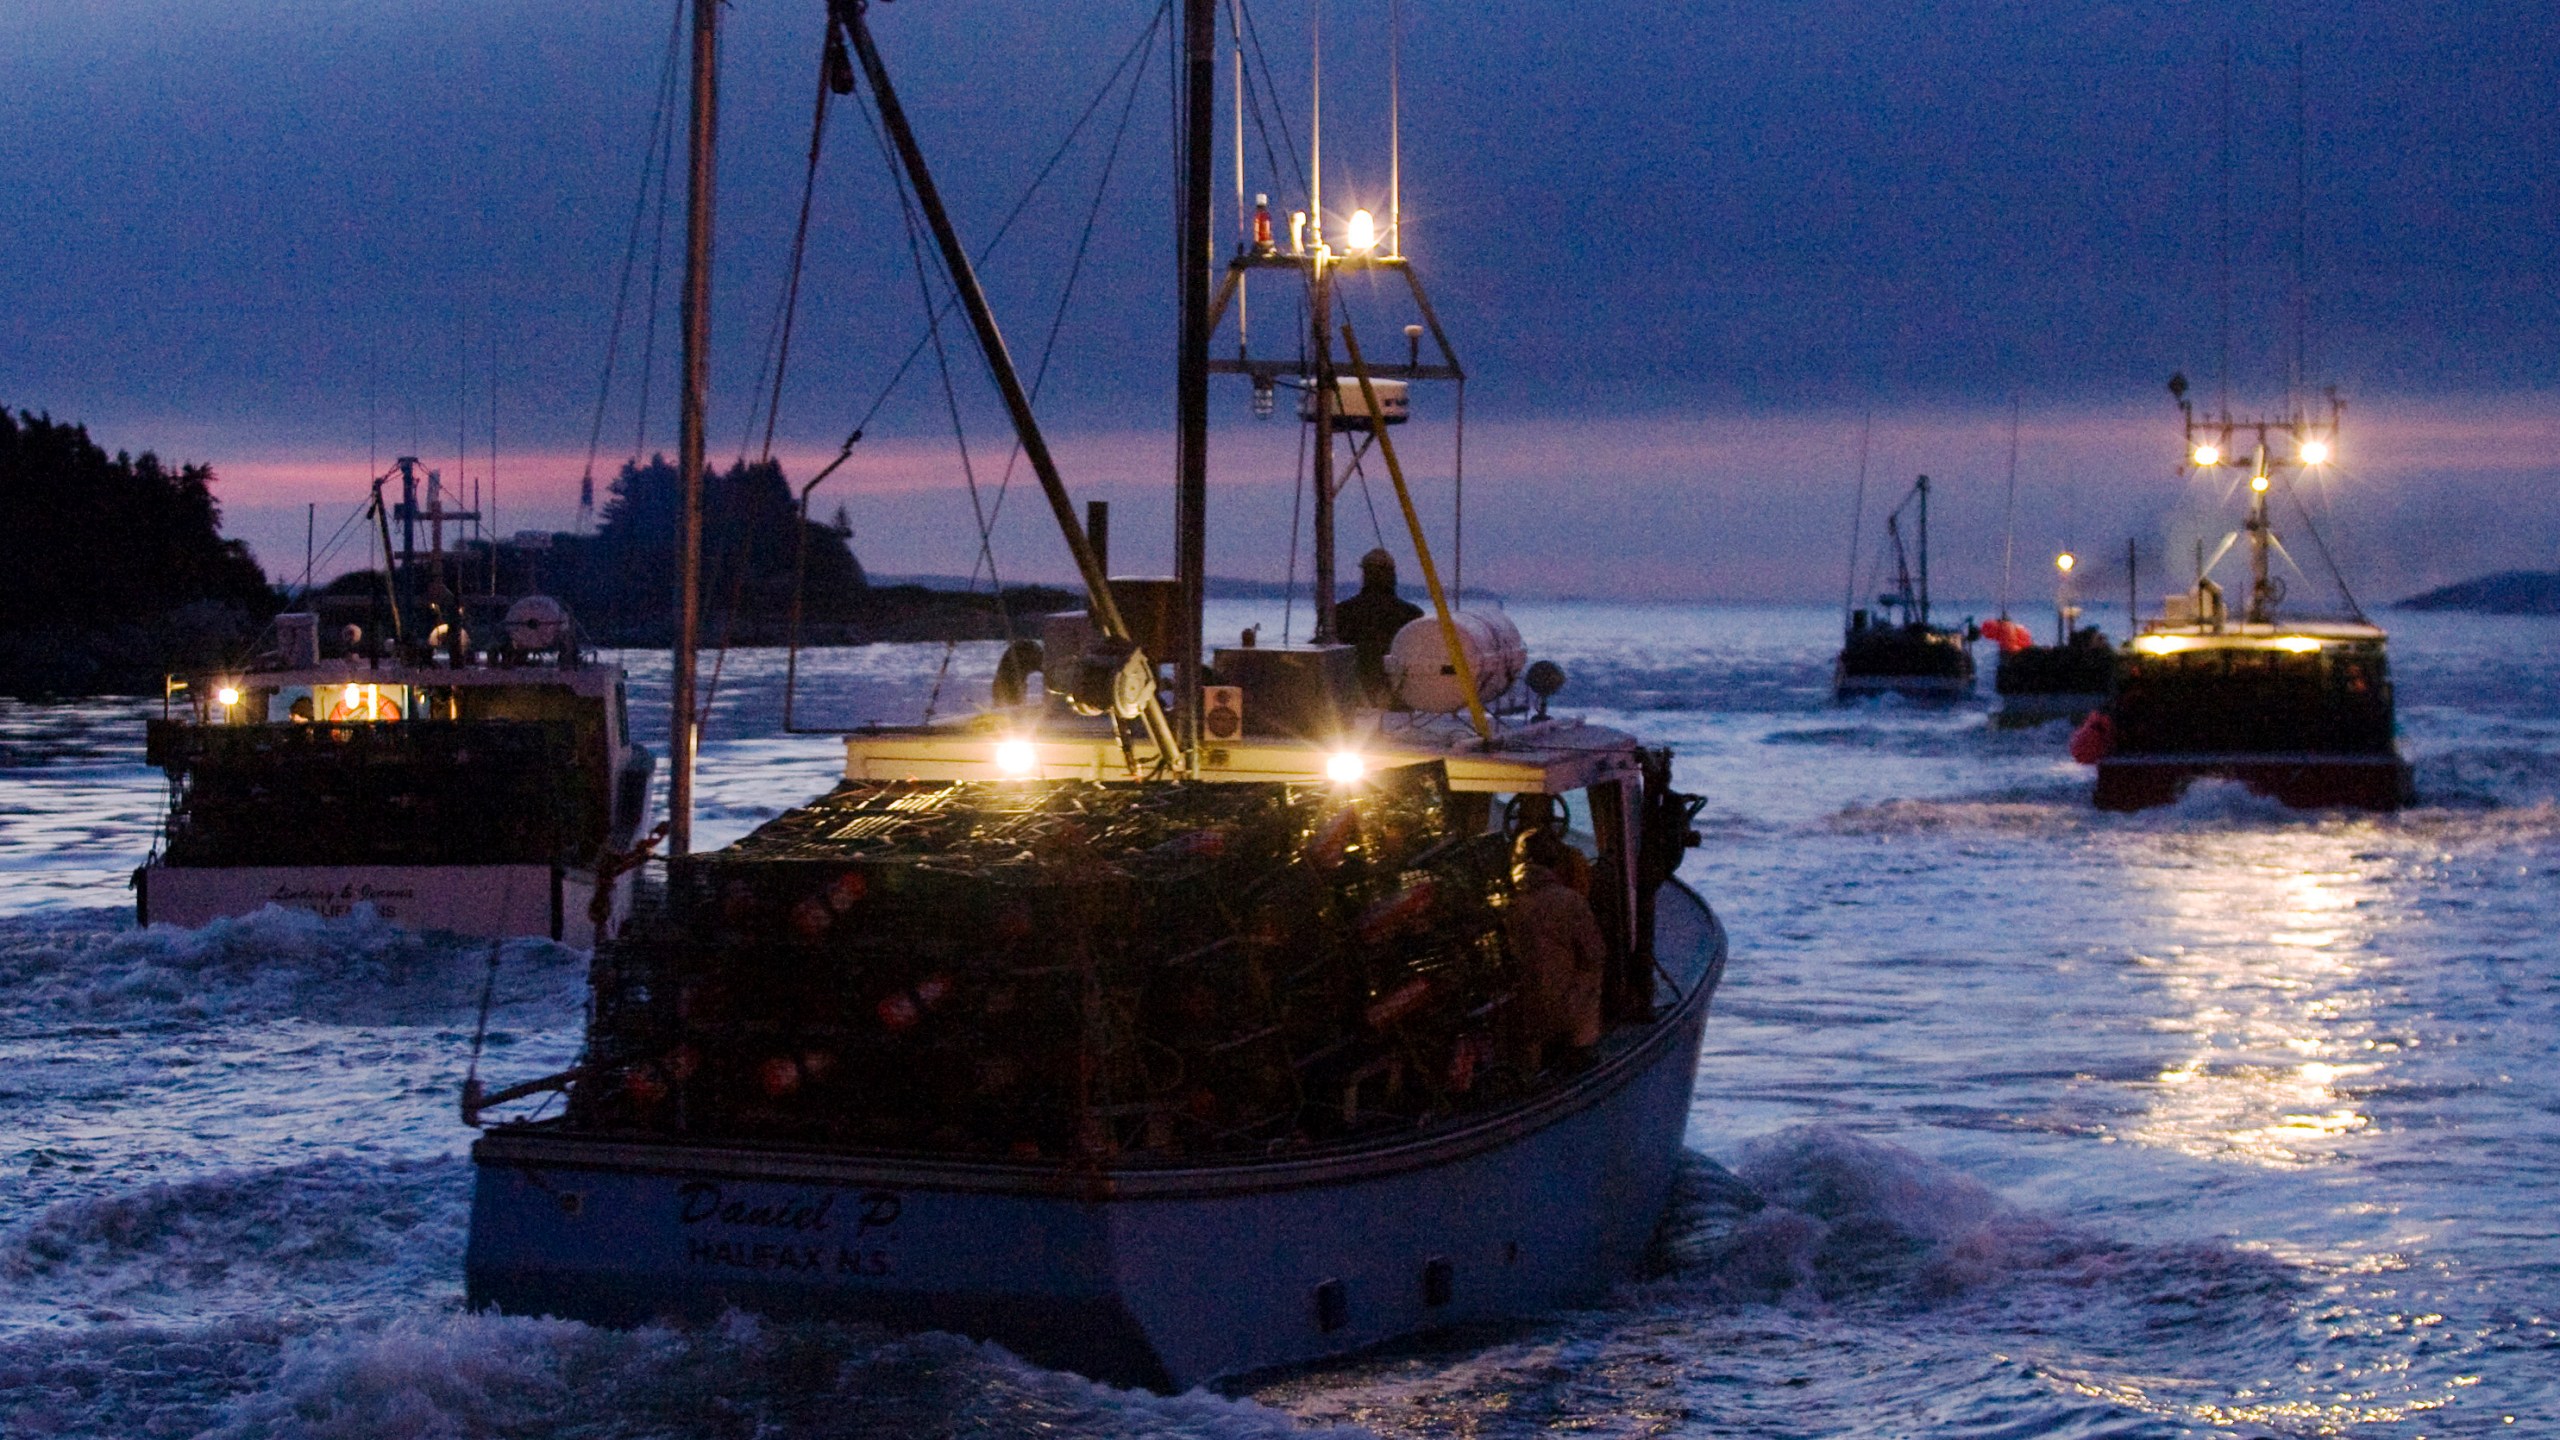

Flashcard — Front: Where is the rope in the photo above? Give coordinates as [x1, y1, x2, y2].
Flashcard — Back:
[582, 0, 687, 509]
[1282, 407, 1307, 642]
[833, 9, 1174, 448]
[742, 18, 841, 467]
[2282, 469, 2366, 619]
[629, 12, 686, 464]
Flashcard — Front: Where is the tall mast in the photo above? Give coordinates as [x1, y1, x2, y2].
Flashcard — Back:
[1176, 0, 1216, 767]
[1915, 474, 1931, 625]
[668, 0, 717, 857]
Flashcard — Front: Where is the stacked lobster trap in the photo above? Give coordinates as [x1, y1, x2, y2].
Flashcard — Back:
[570, 762, 1535, 1160]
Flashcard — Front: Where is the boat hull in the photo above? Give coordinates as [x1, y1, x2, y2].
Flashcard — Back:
[2092, 753, 2415, 812]
[136, 862, 631, 945]
[1835, 670, 1976, 702]
[1993, 690, 2110, 727]
[465, 887, 1723, 1390]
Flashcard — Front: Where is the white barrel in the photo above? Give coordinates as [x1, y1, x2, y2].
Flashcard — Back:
[1386, 610, 1526, 713]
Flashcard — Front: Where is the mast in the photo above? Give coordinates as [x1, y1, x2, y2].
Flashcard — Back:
[1176, 0, 1216, 767]
[1916, 473, 1932, 625]
[668, 0, 717, 857]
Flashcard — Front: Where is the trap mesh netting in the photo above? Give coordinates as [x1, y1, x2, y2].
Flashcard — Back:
[570, 763, 1547, 1160]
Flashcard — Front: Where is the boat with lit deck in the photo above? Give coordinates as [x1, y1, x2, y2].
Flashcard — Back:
[461, 0, 1724, 1392]
[2076, 376, 2411, 811]
[136, 459, 655, 942]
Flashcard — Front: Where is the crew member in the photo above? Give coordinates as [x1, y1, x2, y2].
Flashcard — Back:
[1505, 828, 1608, 1071]
[1334, 548, 1422, 704]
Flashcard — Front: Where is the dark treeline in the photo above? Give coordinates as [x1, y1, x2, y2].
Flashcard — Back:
[0, 409, 277, 697]
[339, 455, 1074, 647]
[530, 455, 871, 641]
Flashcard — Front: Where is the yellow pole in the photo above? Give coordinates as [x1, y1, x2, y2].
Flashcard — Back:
[1340, 323, 1492, 743]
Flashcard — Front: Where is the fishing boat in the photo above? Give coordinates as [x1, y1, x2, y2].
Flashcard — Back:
[1987, 550, 2114, 726]
[462, 0, 1724, 1391]
[2073, 375, 2410, 810]
[136, 458, 656, 942]
[1836, 475, 1976, 700]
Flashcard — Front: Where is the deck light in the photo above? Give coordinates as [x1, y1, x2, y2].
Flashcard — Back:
[2274, 635, 2323, 653]
[993, 739, 1037, 777]
[2300, 438, 2332, 465]
[2055, 552, 2076, 573]
[1346, 208, 1377, 253]
[1325, 750, 1367, 784]
[214, 685, 241, 707]
[2191, 443, 2222, 467]
[2132, 635, 2197, 656]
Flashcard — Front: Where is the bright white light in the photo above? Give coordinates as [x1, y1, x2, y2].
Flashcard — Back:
[214, 685, 241, 707]
[2132, 635, 2196, 655]
[993, 739, 1037, 777]
[2273, 635, 2323, 653]
[2251, 474, 2270, 493]
[1345, 209, 1377, 252]
[2191, 443, 2222, 467]
[1325, 750, 1367, 784]
[2055, 552, 2076, 574]
[2300, 438, 2332, 465]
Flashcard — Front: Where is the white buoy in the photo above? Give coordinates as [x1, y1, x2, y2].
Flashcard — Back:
[1386, 610, 1524, 713]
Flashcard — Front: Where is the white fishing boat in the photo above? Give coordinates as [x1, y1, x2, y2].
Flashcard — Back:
[137, 461, 655, 943]
[464, 0, 1723, 1390]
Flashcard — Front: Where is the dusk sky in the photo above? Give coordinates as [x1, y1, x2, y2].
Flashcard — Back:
[6, 0, 2556, 603]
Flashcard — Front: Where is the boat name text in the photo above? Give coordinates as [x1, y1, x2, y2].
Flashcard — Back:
[675, 1181, 902, 1236]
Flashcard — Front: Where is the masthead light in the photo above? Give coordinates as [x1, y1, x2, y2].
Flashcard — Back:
[1345, 208, 1377, 253]
[2190, 442, 2222, 467]
[2251, 474, 2270, 493]
[2055, 552, 2076, 574]
[2300, 438, 2332, 465]
[993, 738, 1037, 777]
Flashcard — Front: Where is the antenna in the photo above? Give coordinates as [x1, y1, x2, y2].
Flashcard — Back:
[1308, 0, 1321, 245]
[2216, 32, 2232, 420]
[1388, 0, 1402, 257]
[2291, 22, 2311, 422]
[1998, 395, 2019, 619]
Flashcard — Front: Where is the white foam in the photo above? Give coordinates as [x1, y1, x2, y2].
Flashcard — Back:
[0, 906, 585, 1027]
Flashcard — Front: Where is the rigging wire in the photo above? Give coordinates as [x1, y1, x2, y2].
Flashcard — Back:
[1282, 407, 1307, 642]
[739, 17, 845, 467]
[1997, 394, 2019, 618]
[629, 10, 686, 465]
[852, 86, 1005, 721]
[2281, 468, 2365, 619]
[832, 10, 1175, 449]
[1842, 412, 1872, 621]
[962, 1, 1168, 591]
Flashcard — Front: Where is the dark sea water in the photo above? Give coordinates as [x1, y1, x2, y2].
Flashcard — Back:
[3, 601, 2554, 1437]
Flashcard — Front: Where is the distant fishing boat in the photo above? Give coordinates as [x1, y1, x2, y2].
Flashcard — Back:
[1986, 550, 2114, 726]
[1836, 475, 1976, 700]
[136, 459, 655, 942]
[2071, 375, 2410, 810]
[463, 0, 1723, 1392]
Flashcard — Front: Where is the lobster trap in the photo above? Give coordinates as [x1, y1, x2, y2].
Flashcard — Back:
[570, 762, 1531, 1160]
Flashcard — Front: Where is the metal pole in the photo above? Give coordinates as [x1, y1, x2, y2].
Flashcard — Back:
[668, 0, 718, 857]
[1177, 0, 1216, 771]
[1310, 259, 1337, 640]
[1342, 323, 1487, 741]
